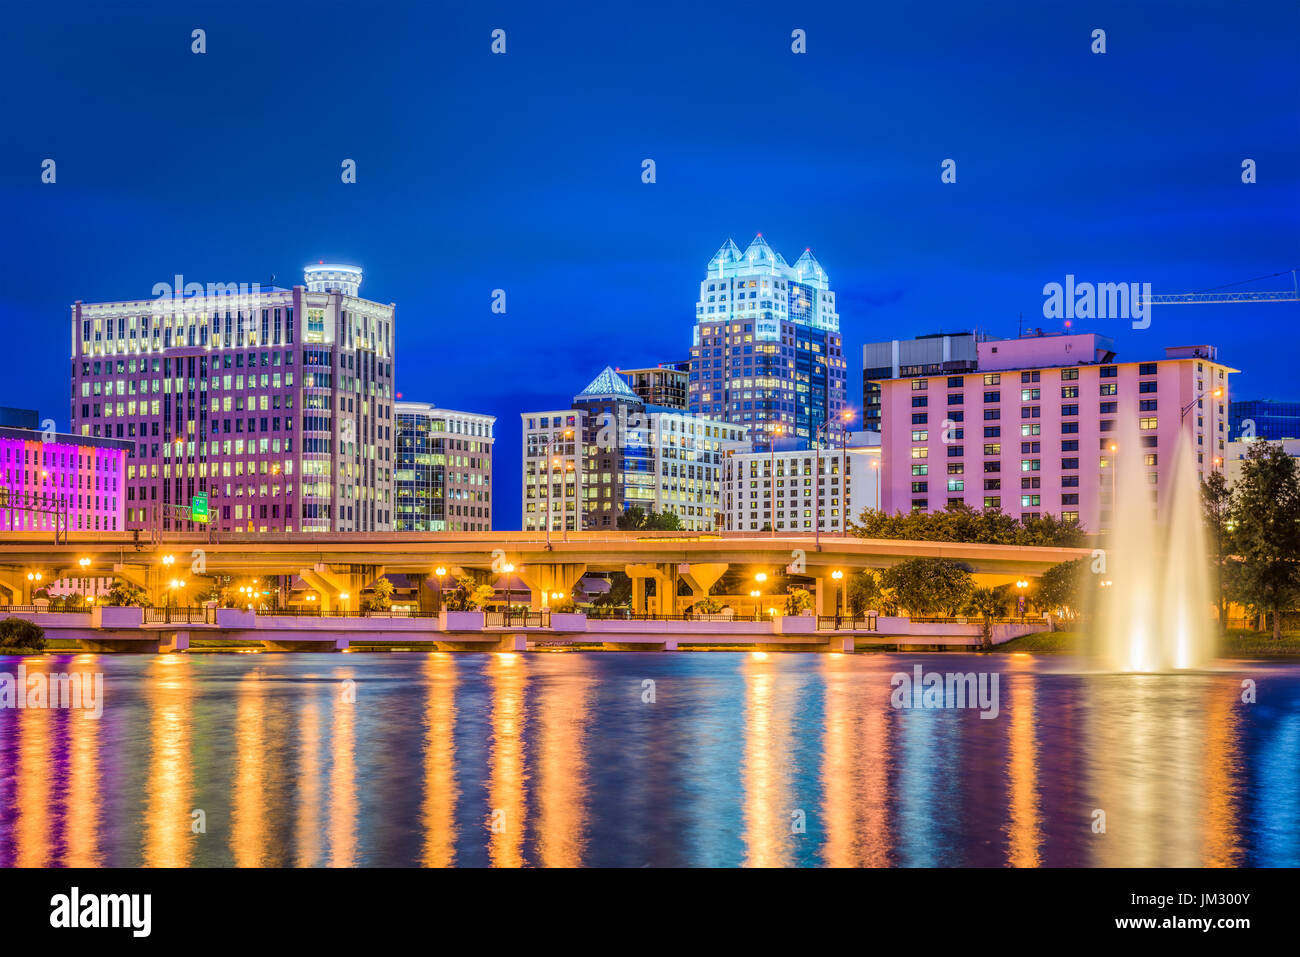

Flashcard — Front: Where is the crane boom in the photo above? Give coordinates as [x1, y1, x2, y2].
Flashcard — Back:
[1139, 269, 1299, 304]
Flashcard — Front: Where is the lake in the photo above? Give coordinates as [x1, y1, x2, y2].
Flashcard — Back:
[1, 651, 1296, 867]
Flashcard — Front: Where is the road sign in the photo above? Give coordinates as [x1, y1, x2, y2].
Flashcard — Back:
[190, 492, 210, 523]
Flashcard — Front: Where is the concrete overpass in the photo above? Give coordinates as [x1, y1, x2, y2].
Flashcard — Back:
[0, 529, 1089, 616]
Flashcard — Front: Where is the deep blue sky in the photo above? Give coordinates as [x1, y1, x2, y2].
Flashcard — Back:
[1, 0, 1296, 528]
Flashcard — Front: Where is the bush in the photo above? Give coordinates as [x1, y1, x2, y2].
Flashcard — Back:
[0, 618, 47, 651]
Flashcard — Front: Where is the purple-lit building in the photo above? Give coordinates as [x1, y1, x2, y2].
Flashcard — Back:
[69, 264, 396, 534]
[0, 415, 130, 533]
[876, 332, 1234, 533]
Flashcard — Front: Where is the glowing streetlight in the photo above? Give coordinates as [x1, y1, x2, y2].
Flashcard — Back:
[831, 569, 844, 617]
[501, 563, 516, 618]
[749, 589, 761, 617]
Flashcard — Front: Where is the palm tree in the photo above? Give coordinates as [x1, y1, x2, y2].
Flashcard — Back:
[964, 586, 1008, 651]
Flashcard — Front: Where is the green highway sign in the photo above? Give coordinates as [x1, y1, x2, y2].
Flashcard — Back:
[190, 492, 210, 523]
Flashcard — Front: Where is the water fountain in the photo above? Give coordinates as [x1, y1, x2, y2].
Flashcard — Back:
[1092, 417, 1217, 671]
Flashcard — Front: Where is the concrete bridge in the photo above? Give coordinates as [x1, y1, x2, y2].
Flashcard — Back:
[0, 529, 1088, 617]
[0, 605, 1050, 654]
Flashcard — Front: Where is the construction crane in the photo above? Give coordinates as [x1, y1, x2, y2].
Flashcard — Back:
[1139, 269, 1299, 305]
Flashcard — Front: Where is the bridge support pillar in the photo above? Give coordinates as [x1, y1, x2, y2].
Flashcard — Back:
[299, 564, 384, 614]
[625, 563, 678, 615]
[516, 563, 588, 611]
[678, 563, 728, 614]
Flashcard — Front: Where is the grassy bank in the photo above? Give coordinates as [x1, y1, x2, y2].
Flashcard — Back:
[994, 629, 1300, 657]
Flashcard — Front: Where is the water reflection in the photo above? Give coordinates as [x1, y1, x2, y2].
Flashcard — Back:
[0, 653, 1293, 867]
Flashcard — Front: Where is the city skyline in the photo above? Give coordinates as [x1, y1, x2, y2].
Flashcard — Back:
[1, 1, 1297, 531]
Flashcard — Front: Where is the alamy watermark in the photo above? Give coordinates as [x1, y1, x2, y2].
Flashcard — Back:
[0, 665, 104, 718]
[890, 665, 999, 719]
[1042, 275, 1152, 329]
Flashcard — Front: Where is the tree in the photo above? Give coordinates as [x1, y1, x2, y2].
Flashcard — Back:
[963, 586, 1009, 650]
[880, 558, 973, 617]
[592, 573, 632, 608]
[368, 577, 395, 612]
[1037, 558, 1087, 620]
[785, 588, 813, 615]
[1228, 441, 1300, 638]
[847, 570, 887, 616]
[105, 580, 151, 607]
[617, 506, 683, 531]
[1201, 470, 1233, 625]
[0, 618, 46, 651]
[849, 501, 1083, 546]
[443, 575, 495, 612]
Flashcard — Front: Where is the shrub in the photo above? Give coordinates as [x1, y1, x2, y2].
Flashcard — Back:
[0, 618, 47, 651]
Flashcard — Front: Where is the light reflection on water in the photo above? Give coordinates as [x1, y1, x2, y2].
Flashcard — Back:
[0, 651, 1296, 868]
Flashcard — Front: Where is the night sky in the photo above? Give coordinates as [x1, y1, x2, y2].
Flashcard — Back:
[1, 0, 1296, 528]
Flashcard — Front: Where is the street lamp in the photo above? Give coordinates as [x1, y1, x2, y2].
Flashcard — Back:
[78, 556, 91, 597]
[502, 562, 516, 620]
[433, 565, 447, 614]
[1015, 579, 1029, 619]
[831, 569, 844, 618]
[749, 589, 761, 618]
[1180, 386, 1224, 422]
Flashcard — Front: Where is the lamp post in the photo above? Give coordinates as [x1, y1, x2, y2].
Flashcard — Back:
[1180, 386, 1223, 423]
[1015, 578, 1029, 620]
[502, 562, 515, 621]
[434, 565, 447, 614]
[749, 589, 761, 618]
[831, 569, 844, 621]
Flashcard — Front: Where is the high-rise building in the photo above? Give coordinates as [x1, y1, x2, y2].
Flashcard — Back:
[720, 431, 880, 533]
[688, 235, 848, 450]
[863, 332, 981, 434]
[876, 332, 1234, 532]
[394, 402, 495, 531]
[522, 367, 750, 532]
[1, 415, 131, 533]
[1228, 399, 1300, 441]
[620, 361, 690, 410]
[70, 264, 396, 534]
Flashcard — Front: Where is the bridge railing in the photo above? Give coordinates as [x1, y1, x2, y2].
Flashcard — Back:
[144, 606, 217, 624]
[585, 609, 764, 622]
[485, 609, 551, 628]
[817, 615, 879, 631]
[0, 604, 92, 615]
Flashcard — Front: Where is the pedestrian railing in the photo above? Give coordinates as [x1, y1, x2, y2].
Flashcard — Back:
[0, 604, 91, 615]
[484, 609, 551, 628]
[144, 606, 217, 624]
[585, 609, 763, 622]
[817, 615, 878, 631]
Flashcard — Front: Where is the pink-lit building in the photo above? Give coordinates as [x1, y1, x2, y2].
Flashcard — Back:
[69, 264, 396, 534]
[0, 421, 130, 534]
[876, 333, 1234, 533]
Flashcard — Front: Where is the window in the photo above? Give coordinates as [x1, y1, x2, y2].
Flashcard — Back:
[1100, 383, 1118, 396]
[1139, 399, 1158, 412]
[1061, 368, 1079, 381]
[984, 391, 1000, 403]
[948, 393, 964, 405]
[1139, 381, 1158, 394]
[984, 426, 1001, 437]
[984, 479, 1001, 490]
[983, 409, 1001, 420]
[984, 374, 1001, 385]
[911, 430, 928, 442]
[911, 464, 928, 475]
[1062, 475, 1079, 487]
[912, 396, 928, 408]
[1100, 420, 1116, 432]
[1061, 493, 1079, 505]
[947, 446, 964, 457]
[1021, 495, 1041, 507]
[1061, 421, 1079, 434]
[1061, 386, 1079, 399]
[1140, 416, 1158, 430]
[912, 379, 928, 391]
[1021, 459, 1041, 472]
[911, 481, 928, 493]
[1100, 366, 1118, 378]
[912, 413, 928, 424]
[1139, 363, 1157, 375]
[947, 376, 964, 388]
[1100, 402, 1117, 414]
[1061, 457, 1079, 470]
[911, 447, 928, 458]
[947, 463, 964, 474]
[1061, 440, 1078, 451]
[1062, 404, 1079, 416]
[1021, 424, 1041, 436]
[984, 496, 1001, 508]
[983, 443, 1001, 455]
[948, 479, 964, 492]
[1021, 388, 1041, 401]
[1021, 371, 1040, 383]
[984, 461, 1001, 473]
